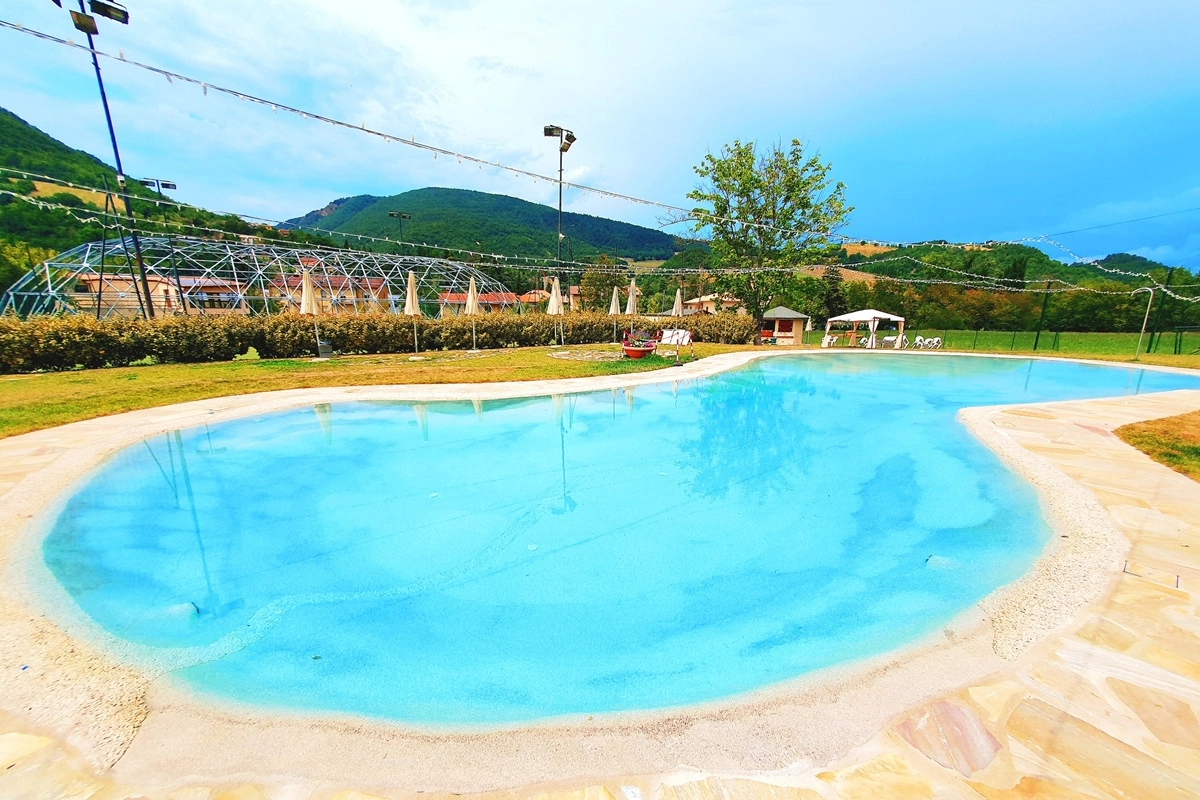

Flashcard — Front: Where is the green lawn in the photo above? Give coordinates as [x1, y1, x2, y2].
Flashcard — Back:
[904, 329, 1200, 358]
[1117, 410, 1200, 483]
[0, 344, 741, 439]
[4, 339, 1198, 440]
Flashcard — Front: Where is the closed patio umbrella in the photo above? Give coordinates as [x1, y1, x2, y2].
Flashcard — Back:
[624, 277, 637, 316]
[670, 287, 683, 317]
[609, 286, 621, 342]
[299, 270, 322, 355]
[464, 276, 481, 351]
[404, 270, 422, 354]
[547, 276, 564, 346]
[299, 270, 317, 315]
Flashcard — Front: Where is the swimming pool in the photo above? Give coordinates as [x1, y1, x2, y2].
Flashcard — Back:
[40, 355, 1200, 724]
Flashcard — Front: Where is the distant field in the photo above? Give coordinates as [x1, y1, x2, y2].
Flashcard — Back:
[842, 243, 895, 258]
[801, 265, 880, 284]
[30, 180, 109, 206]
[630, 260, 666, 270]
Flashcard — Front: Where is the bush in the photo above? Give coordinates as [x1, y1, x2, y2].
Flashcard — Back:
[0, 310, 757, 373]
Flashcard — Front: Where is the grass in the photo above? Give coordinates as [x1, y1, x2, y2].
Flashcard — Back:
[906, 329, 1200, 361]
[0, 343, 747, 439]
[4, 334, 1199, 441]
[1116, 410, 1200, 483]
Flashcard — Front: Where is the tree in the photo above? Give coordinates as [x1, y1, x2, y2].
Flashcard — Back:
[579, 255, 627, 310]
[822, 264, 847, 319]
[687, 139, 851, 329]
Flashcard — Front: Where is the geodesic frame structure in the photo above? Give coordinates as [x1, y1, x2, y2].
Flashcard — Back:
[0, 235, 518, 318]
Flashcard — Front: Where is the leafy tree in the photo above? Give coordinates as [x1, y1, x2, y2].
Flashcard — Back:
[821, 264, 848, 319]
[687, 139, 851, 329]
[579, 255, 627, 310]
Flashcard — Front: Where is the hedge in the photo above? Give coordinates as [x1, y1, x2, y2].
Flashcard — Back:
[0, 311, 757, 373]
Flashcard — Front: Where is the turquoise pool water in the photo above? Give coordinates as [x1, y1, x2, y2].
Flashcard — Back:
[42, 355, 1200, 724]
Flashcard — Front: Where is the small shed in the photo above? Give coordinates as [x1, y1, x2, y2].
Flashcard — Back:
[761, 306, 811, 344]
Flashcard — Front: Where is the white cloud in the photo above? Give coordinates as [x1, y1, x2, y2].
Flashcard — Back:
[3, 0, 1200, 260]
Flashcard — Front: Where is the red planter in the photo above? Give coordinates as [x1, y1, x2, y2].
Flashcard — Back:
[622, 344, 656, 359]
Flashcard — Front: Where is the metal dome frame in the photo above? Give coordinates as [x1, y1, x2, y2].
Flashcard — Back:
[0, 235, 518, 318]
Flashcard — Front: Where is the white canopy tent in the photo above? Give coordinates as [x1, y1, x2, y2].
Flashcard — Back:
[824, 308, 905, 349]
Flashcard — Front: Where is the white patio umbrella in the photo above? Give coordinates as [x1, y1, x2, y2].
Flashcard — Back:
[404, 270, 422, 354]
[546, 276, 565, 345]
[299, 270, 317, 315]
[464, 276, 481, 351]
[608, 285, 621, 342]
[670, 287, 684, 317]
[624, 277, 637, 341]
[299, 270, 321, 355]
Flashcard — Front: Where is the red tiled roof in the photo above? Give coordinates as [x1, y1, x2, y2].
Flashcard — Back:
[438, 291, 518, 304]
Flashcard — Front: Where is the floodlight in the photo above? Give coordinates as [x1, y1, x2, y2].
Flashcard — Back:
[544, 125, 562, 137]
[160, 181, 177, 190]
[388, 211, 411, 219]
[89, 0, 129, 24]
[70, 10, 99, 34]
[139, 179, 155, 187]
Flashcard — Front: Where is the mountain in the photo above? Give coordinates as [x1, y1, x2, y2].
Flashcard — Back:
[286, 187, 677, 262]
[0, 107, 334, 292]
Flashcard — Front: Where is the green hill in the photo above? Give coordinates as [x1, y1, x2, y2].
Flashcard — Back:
[0, 107, 333, 292]
[286, 187, 677, 262]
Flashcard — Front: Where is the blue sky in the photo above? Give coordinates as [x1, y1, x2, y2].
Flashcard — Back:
[3, 1, 1199, 268]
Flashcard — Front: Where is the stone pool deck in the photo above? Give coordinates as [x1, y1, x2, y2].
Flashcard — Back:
[2, 354, 1200, 798]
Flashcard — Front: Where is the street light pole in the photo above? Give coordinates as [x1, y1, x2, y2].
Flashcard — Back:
[543, 125, 576, 269]
[64, 0, 156, 317]
[388, 211, 411, 245]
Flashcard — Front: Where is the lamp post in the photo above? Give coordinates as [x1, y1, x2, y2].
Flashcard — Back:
[543, 125, 576, 269]
[387, 211, 411, 245]
[139, 177, 177, 200]
[139, 178, 186, 314]
[55, 0, 157, 317]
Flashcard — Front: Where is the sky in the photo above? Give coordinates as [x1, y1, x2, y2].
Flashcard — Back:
[3, 0, 1200, 268]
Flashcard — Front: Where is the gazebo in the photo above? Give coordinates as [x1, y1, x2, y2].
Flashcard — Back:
[823, 308, 905, 349]
[761, 306, 811, 345]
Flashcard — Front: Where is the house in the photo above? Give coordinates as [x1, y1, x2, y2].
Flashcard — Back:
[518, 289, 550, 305]
[71, 273, 248, 315]
[437, 290, 519, 314]
[269, 272, 391, 313]
[761, 306, 811, 344]
[684, 293, 742, 314]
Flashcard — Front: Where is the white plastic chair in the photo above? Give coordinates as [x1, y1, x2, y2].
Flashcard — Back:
[925, 337, 943, 350]
[911, 336, 925, 349]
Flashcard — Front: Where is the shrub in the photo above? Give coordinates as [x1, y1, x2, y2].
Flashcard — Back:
[0, 310, 757, 374]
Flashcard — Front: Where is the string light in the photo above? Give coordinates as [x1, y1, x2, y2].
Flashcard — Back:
[8, 191, 1197, 303]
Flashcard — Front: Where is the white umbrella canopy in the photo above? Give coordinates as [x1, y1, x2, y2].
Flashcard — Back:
[464, 276, 481, 351]
[464, 276, 481, 316]
[403, 270, 422, 317]
[670, 287, 683, 317]
[547, 276, 564, 316]
[403, 270, 422, 354]
[608, 286, 621, 315]
[299, 271, 317, 315]
[624, 277, 638, 316]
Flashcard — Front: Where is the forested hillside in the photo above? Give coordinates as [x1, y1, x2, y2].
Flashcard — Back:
[287, 188, 677, 262]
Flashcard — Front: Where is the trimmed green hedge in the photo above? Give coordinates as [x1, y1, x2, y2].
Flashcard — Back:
[0, 311, 757, 373]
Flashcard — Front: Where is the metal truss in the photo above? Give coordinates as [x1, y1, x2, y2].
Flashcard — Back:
[0, 235, 517, 318]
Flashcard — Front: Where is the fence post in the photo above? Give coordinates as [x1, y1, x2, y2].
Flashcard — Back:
[972, 330, 979, 350]
[1147, 267, 1174, 353]
[1010, 330, 1018, 351]
[1032, 280, 1052, 350]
